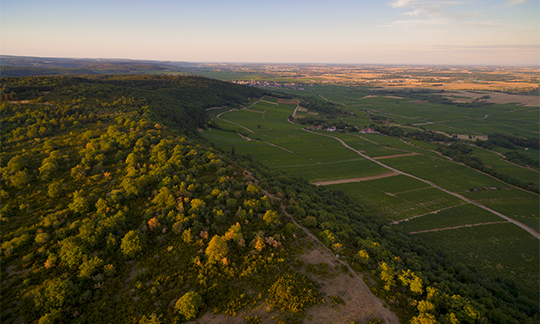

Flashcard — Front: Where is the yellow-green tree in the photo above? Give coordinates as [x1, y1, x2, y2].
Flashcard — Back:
[398, 269, 423, 294]
[205, 235, 228, 264]
[175, 291, 204, 320]
[379, 262, 396, 291]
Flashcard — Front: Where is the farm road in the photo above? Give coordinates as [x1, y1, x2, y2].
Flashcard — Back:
[312, 172, 399, 186]
[303, 129, 540, 240]
[409, 221, 509, 234]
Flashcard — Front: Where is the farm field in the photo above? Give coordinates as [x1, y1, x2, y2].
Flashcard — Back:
[204, 101, 390, 182]
[381, 154, 509, 192]
[202, 91, 539, 308]
[417, 223, 539, 299]
[461, 189, 540, 232]
[328, 178, 464, 220]
[470, 146, 539, 187]
[395, 203, 504, 232]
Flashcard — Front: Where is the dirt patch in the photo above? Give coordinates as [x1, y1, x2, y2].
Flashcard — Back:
[278, 99, 300, 104]
[373, 153, 419, 160]
[300, 244, 398, 324]
[189, 242, 399, 324]
[359, 95, 378, 99]
[312, 172, 400, 186]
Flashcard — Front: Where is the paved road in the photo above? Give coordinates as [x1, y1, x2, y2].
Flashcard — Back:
[303, 129, 540, 240]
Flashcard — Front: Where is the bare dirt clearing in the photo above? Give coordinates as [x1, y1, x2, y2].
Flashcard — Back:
[312, 172, 399, 186]
[278, 99, 301, 104]
[301, 244, 399, 324]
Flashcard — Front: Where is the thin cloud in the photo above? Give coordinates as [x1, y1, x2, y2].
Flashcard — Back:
[435, 44, 539, 50]
[507, 0, 527, 5]
[387, 0, 495, 29]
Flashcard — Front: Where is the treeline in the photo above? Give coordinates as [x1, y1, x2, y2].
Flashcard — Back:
[505, 151, 540, 169]
[0, 66, 97, 78]
[372, 89, 493, 108]
[293, 117, 357, 131]
[436, 143, 539, 193]
[475, 133, 540, 151]
[300, 98, 347, 116]
[1, 75, 268, 136]
[370, 124, 449, 142]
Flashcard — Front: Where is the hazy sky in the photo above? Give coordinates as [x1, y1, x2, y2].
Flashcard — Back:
[1, 0, 539, 65]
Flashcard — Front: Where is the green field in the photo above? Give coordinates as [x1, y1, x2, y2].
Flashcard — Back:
[204, 101, 390, 181]
[396, 203, 503, 232]
[461, 189, 540, 231]
[417, 223, 539, 298]
[328, 176, 463, 220]
[382, 154, 510, 192]
[471, 147, 539, 187]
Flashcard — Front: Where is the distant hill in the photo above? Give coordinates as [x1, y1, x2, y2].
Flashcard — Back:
[0, 55, 198, 77]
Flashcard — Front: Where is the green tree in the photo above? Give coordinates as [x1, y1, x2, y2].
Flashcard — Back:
[175, 291, 204, 320]
[121, 230, 145, 258]
[59, 237, 85, 268]
[34, 278, 76, 312]
[139, 313, 161, 324]
[68, 190, 89, 214]
[79, 256, 104, 277]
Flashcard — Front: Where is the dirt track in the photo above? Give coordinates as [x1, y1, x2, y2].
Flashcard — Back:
[409, 221, 509, 234]
[312, 172, 399, 186]
[373, 153, 419, 160]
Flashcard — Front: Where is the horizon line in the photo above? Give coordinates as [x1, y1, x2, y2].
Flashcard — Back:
[1, 54, 539, 68]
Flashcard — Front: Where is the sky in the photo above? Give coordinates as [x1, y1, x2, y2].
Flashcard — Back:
[1, 0, 539, 65]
